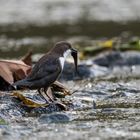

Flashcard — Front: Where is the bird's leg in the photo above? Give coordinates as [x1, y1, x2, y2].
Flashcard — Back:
[37, 88, 50, 103]
[44, 87, 55, 102]
[43, 87, 67, 110]
[37, 88, 41, 95]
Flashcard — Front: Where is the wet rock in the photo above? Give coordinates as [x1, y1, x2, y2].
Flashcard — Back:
[31, 103, 65, 115]
[94, 51, 140, 67]
[94, 51, 122, 67]
[0, 94, 26, 120]
[38, 113, 70, 123]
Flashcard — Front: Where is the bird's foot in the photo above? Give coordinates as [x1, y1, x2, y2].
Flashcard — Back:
[52, 81, 71, 96]
[38, 87, 56, 103]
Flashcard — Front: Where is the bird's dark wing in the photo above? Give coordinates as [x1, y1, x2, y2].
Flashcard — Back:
[27, 57, 61, 81]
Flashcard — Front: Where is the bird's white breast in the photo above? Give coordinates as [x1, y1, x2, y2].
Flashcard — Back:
[59, 49, 71, 70]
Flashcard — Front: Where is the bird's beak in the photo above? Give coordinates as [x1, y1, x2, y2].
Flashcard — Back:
[71, 48, 78, 74]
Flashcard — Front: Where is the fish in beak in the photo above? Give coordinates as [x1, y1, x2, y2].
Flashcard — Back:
[71, 48, 78, 74]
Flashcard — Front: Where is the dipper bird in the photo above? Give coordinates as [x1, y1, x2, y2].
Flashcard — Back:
[13, 41, 78, 102]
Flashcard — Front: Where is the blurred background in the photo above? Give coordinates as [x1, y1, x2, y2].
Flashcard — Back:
[0, 0, 140, 58]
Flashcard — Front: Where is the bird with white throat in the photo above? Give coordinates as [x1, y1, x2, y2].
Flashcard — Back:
[13, 41, 78, 102]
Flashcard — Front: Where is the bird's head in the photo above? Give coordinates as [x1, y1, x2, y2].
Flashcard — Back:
[52, 41, 78, 73]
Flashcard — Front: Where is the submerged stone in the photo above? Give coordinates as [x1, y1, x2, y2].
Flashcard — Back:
[31, 103, 65, 115]
[38, 113, 70, 123]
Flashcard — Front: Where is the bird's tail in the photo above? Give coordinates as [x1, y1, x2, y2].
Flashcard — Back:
[13, 78, 30, 89]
